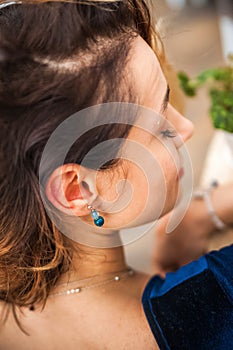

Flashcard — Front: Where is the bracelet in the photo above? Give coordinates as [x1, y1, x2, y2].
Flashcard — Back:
[193, 180, 227, 231]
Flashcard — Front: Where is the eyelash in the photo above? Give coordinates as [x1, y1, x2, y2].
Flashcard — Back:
[161, 129, 177, 138]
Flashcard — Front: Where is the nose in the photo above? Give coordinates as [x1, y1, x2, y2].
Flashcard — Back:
[167, 104, 194, 144]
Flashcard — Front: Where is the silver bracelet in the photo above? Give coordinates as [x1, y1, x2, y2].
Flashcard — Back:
[193, 180, 226, 231]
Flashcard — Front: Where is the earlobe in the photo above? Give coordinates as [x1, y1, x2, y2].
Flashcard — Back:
[45, 164, 96, 217]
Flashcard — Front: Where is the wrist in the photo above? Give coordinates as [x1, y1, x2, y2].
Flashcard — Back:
[193, 181, 229, 232]
[211, 183, 233, 227]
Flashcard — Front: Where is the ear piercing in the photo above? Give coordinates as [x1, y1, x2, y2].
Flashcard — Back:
[87, 205, 104, 227]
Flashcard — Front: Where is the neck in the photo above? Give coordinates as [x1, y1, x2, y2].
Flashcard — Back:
[58, 232, 128, 284]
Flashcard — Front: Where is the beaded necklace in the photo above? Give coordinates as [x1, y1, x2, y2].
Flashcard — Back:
[29, 268, 134, 311]
[50, 268, 134, 296]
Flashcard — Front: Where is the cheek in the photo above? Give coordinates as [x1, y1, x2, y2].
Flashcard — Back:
[147, 141, 180, 209]
[159, 154, 180, 213]
[95, 168, 125, 204]
[95, 136, 181, 225]
[128, 161, 149, 202]
[156, 138, 181, 177]
[95, 163, 147, 215]
[125, 138, 180, 210]
[126, 151, 168, 220]
[161, 154, 178, 182]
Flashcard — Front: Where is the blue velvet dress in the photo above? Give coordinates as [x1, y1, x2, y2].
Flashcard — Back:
[142, 244, 233, 349]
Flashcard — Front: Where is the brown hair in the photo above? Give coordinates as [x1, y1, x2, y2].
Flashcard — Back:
[0, 0, 172, 331]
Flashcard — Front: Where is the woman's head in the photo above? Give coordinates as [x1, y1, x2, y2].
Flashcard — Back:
[0, 0, 193, 323]
[44, 36, 193, 236]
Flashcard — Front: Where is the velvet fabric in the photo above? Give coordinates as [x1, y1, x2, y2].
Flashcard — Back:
[142, 245, 233, 349]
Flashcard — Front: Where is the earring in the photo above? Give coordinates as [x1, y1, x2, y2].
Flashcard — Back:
[87, 205, 104, 227]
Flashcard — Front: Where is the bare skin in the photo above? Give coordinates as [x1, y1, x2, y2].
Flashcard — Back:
[0, 271, 157, 350]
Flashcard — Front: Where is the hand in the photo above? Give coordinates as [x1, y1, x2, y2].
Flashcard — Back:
[153, 182, 233, 276]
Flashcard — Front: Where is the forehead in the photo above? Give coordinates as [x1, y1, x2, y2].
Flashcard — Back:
[128, 36, 167, 112]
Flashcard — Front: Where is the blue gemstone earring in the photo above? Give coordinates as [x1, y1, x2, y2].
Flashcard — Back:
[87, 205, 104, 227]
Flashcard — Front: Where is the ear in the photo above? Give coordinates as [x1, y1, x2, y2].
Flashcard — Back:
[45, 163, 97, 216]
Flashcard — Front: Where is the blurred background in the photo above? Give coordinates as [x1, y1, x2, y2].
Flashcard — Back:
[125, 0, 233, 273]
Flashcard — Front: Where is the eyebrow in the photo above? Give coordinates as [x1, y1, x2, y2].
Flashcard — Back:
[160, 85, 170, 114]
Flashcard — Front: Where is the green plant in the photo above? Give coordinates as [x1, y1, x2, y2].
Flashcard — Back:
[178, 55, 233, 133]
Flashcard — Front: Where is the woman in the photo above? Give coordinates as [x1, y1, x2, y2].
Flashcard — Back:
[0, 1, 232, 349]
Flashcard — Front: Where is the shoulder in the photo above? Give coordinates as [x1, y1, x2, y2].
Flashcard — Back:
[0, 274, 160, 350]
[142, 245, 233, 350]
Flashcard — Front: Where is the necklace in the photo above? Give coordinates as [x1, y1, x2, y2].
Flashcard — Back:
[29, 267, 134, 310]
[50, 268, 135, 297]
